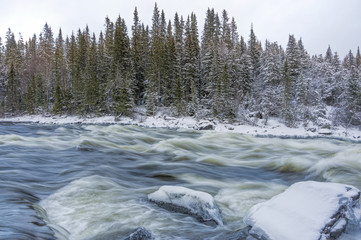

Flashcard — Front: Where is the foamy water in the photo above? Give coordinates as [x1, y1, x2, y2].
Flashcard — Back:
[0, 123, 360, 239]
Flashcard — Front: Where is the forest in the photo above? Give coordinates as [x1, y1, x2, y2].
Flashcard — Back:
[0, 4, 360, 128]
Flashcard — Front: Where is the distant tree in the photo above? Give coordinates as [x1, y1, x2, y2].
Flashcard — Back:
[131, 7, 147, 105]
[248, 25, 261, 79]
[164, 20, 176, 107]
[52, 29, 67, 114]
[112, 16, 133, 116]
[4, 29, 22, 113]
[282, 59, 295, 126]
[183, 13, 200, 114]
[38, 23, 54, 111]
[356, 46, 361, 69]
[325, 45, 333, 63]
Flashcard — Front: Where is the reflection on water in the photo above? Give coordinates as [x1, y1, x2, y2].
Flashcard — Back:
[0, 123, 360, 239]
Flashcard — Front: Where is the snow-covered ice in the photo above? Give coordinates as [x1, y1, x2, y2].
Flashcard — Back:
[148, 185, 223, 225]
[244, 181, 361, 240]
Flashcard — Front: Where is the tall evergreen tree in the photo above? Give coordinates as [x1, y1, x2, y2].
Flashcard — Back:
[131, 7, 146, 105]
[146, 3, 166, 114]
[4, 29, 22, 113]
[356, 46, 361, 69]
[282, 59, 294, 126]
[38, 23, 54, 111]
[183, 14, 200, 112]
[52, 29, 67, 114]
[248, 24, 261, 80]
[325, 45, 333, 63]
[112, 16, 133, 116]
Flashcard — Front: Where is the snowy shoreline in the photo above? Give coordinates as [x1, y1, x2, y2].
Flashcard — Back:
[0, 113, 360, 142]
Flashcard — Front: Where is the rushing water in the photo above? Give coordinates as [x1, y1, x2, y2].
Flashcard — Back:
[0, 123, 361, 240]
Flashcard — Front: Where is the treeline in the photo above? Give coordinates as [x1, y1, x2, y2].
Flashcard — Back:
[0, 4, 360, 127]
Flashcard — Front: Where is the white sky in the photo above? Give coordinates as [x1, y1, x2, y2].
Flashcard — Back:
[0, 0, 360, 57]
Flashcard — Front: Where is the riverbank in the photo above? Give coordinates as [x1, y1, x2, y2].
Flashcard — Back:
[1, 112, 360, 142]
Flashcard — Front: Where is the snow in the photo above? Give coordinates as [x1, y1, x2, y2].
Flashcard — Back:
[148, 185, 223, 225]
[244, 181, 361, 240]
[0, 112, 360, 141]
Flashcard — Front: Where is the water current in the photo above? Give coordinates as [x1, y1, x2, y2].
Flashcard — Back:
[0, 123, 360, 240]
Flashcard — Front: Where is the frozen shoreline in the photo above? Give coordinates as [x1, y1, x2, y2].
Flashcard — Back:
[0, 113, 360, 142]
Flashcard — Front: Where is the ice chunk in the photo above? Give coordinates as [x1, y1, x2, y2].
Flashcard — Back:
[148, 186, 223, 225]
[244, 181, 361, 240]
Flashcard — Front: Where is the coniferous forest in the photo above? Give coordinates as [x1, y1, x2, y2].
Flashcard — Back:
[0, 4, 360, 128]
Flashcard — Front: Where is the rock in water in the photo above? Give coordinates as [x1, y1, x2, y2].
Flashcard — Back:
[244, 181, 361, 240]
[148, 186, 223, 225]
[87, 227, 152, 240]
[124, 227, 152, 240]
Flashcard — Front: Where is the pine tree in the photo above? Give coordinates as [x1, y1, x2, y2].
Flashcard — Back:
[248, 24, 261, 79]
[282, 59, 294, 126]
[286, 35, 301, 79]
[0, 37, 5, 112]
[97, 31, 108, 112]
[52, 29, 66, 114]
[131, 7, 147, 105]
[112, 16, 133, 116]
[325, 45, 333, 63]
[345, 66, 361, 125]
[84, 33, 99, 112]
[183, 14, 200, 112]
[38, 23, 54, 111]
[146, 3, 166, 114]
[356, 46, 361, 69]
[343, 50, 355, 70]
[259, 41, 282, 120]
[4, 29, 22, 113]
[163, 20, 176, 107]
[72, 29, 87, 113]
[173, 12, 185, 114]
[65, 32, 77, 112]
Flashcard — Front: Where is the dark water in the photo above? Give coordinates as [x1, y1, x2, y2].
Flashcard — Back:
[0, 123, 360, 240]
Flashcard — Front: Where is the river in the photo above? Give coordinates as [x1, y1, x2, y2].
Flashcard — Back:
[0, 123, 360, 240]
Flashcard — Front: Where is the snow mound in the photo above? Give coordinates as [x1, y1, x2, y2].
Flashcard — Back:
[148, 186, 223, 225]
[244, 181, 361, 240]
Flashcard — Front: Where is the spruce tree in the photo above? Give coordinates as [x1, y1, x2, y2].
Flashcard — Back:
[131, 7, 146, 105]
[164, 20, 176, 107]
[183, 14, 200, 110]
[97, 31, 108, 112]
[283, 59, 294, 126]
[0, 37, 5, 112]
[65, 33, 77, 112]
[4, 29, 22, 113]
[52, 29, 66, 114]
[356, 46, 361, 69]
[325, 45, 333, 63]
[112, 16, 133, 116]
[286, 34, 301, 79]
[248, 24, 261, 79]
[146, 3, 166, 114]
[173, 12, 184, 114]
[38, 23, 54, 111]
[85, 33, 99, 112]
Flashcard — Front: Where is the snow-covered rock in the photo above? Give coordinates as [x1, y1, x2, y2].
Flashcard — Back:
[193, 121, 215, 130]
[125, 227, 152, 240]
[148, 186, 223, 225]
[319, 128, 333, 135]
[87, 227, 152, 240]
[244, 181, 361, 240]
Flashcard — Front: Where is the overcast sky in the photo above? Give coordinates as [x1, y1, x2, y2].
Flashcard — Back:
[0, 0, 360, 57]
